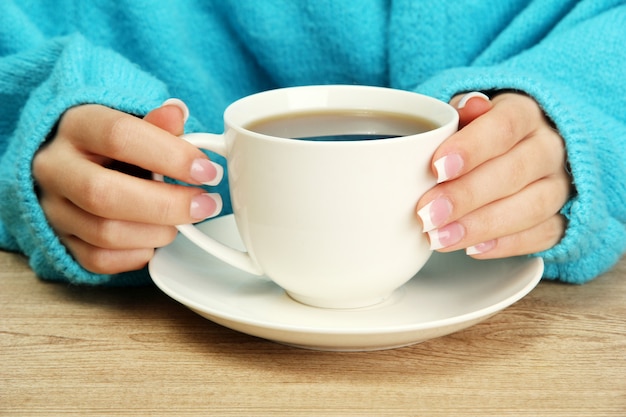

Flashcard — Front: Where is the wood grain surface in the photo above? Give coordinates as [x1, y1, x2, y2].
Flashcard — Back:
[2, 250, 625, 416]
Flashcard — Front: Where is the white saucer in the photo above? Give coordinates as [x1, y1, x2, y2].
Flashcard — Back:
[149, 215, 543, 351]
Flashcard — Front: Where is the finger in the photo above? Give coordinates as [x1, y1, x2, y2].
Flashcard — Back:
[59, 104, 219, 185]
[450, 92, 492, 128]
[418, 128, 566, 231]
[39, 147, 222, 224]
[62, 234, 156, 275]
[432, 93, 546, 182]
[143, 99, 187, 135]
[71, 159, 223, 224]
[467, 215, 566, 259]
[427, 174, 570, 253]
[41, 195, 178, 250]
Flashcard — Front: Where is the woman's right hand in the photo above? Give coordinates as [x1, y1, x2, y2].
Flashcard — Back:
[32, 101, 223, 275]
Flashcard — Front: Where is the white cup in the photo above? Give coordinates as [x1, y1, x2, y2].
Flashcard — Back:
[166, 85, 458, 309]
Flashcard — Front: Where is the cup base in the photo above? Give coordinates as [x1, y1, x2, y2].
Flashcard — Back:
[286, 291, 391, 310]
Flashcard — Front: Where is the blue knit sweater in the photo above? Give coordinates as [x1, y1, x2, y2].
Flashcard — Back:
[1, 0, 625, 286]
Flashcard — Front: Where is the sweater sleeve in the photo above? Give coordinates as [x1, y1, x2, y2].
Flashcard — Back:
[411, 2, 626, 283]
[0, 30, 171, 285]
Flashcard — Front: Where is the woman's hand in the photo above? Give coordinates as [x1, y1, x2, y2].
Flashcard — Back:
[416, 92, 572, 258]
[33, 100, 223, 274]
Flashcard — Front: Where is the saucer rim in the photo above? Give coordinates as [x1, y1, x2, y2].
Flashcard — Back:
[149, 215, 543, 337]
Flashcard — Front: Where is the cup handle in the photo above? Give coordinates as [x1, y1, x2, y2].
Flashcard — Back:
[153, 132, 264, 276]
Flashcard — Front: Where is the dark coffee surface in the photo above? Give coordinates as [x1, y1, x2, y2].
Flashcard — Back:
[245, 109, 438, 141]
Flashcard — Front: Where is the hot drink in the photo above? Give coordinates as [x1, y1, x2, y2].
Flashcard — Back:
[245, 110, 438, 141]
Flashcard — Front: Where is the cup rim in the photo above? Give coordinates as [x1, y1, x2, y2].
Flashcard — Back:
[223, 85, 459, 145]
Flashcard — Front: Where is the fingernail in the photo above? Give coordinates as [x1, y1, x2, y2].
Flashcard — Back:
[190, 193, 222, 220]
[433, 154, 463, 183]
[190, 158, 223, 186]
[161, 98, 190, 123]
[417, 196, 453, 232]
[457, 92, 490, 109]
[466, 240, 497, 255]
[428, 222, 465, 250]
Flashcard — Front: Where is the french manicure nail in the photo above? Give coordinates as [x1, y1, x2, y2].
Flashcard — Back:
[466, 240, 497, 255]
[190, 193, 223, 220]
[433, 153, 463, 183]
[427, 222, 465, 250]
[457, 91, 490, 109]
[161, 98, 190, 123]
[417, 196, 453, 232]
[190, 158, 224, 186]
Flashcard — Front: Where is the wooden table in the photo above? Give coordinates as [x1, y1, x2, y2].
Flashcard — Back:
[2, 249, 625, 416]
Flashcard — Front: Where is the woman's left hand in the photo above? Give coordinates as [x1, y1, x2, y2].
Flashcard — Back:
[416, 92, 572, 258]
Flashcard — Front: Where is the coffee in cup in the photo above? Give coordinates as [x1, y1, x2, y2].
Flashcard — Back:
[156, 85, 458, 309]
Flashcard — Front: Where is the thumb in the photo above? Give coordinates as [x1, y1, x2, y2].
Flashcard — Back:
[144, 98, 189, 135]
[452, 92, 492, 129]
